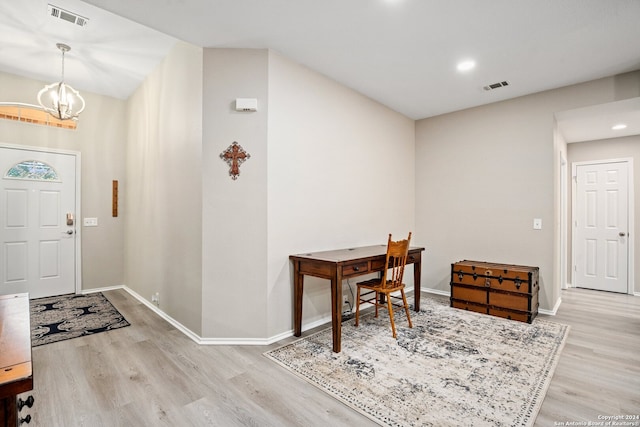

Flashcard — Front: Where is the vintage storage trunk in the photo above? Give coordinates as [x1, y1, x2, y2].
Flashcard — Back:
[450, 260, 539, 323]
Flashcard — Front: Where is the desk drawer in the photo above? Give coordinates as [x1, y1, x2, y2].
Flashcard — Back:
[298, 262, 334, 277]
[371, 258, 386, 270]
[406, 252, 421, 265]
[342, 261, 369, 276]
[369, 252, 420, 272]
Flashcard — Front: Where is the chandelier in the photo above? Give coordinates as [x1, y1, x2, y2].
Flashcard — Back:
[37, 43, 85, 121]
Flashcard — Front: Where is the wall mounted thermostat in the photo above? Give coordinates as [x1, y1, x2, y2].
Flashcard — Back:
[235, 98, 258, 112]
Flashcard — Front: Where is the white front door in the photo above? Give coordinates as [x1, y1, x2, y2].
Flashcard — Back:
[0, 146, 77, 298]
[573, 160, 629, 293]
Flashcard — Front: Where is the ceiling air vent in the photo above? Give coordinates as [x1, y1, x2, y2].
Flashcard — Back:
[483, 81, 509, 91]
[47, 4, 89, 27]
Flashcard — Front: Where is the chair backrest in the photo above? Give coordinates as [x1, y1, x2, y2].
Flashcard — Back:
[382, 232, 412, 289]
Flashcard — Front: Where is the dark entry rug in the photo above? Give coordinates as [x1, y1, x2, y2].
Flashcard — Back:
[30, 292, 130, 347]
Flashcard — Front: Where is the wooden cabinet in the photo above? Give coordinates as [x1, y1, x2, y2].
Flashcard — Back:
[450, 260, 539, 323]
[0, 293, 34, 426]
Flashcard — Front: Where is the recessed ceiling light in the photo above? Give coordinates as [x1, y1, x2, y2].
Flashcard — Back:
[612, 123, 627, 130]
[457, 60, 476, 72]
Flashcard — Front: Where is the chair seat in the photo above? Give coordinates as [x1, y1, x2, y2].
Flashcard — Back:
[357, 278, 405, 293]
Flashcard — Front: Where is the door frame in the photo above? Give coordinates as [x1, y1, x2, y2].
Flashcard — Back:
[560, 152, 568, 290]
[571, 157, 634, 294]
[0, 142, 82, 295]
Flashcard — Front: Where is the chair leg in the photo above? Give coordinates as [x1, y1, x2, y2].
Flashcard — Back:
[401, 289, 413, 329]
[387, 294, 397, 339]
[374, 291, 379, 318]
[355, 286, 361, 327]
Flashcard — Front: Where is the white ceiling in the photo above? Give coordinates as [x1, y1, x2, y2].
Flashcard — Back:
[1, 0, 639, 139]
[556, 98, 640, 143]
[0, 0, 176, 101]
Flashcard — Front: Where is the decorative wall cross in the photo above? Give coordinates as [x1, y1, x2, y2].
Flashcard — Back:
[220, 142, 250, 180]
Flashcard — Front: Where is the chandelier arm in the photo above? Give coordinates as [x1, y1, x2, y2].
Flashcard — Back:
[37, 43, 85, 121]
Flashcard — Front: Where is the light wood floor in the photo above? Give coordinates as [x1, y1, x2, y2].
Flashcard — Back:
[19, 288, 640, 426]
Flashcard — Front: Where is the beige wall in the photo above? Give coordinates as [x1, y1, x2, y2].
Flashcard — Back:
[125, 41, 204, 334]
[4, 49, 637, 341]
[199, 48, 415, 338]
[201, 48, 269, 338]
[0, 71, 126, 290]
[567, 135, 640, 294]
[267, 51, 416, 335]
[415, 71, 640, 312]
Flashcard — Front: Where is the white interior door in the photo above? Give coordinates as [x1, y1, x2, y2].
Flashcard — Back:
[573, 160, 629, 293]
[0, 147, 77, 298]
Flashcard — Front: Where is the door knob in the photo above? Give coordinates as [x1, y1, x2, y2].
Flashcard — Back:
[64, 230, 74, 235]
[619, 232, 626, 237]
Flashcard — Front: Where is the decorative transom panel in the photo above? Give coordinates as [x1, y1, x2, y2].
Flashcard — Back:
[5, 160, 60, 181]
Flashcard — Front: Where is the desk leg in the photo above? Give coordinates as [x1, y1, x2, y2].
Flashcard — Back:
[293, 264, 303, 337]
[330, 272, 343, 353]
[413, 259, 422, 312]
[1, 396, 17, 427]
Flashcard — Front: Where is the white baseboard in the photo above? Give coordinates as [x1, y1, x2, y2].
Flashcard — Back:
[91, 285, 296, 346]
[121, 285, 205, 344]
[538, 297, 561, 316]
[86, 284, 569, 347]
[80, 285, 125, 295]
[421, 287, 450, 297]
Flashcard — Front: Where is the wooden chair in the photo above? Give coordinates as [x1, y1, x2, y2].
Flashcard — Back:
[355, 232, 413, 338]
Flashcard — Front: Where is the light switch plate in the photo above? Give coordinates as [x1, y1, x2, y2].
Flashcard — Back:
[533, 218, 542, 230]
[83, 217, 98, 227]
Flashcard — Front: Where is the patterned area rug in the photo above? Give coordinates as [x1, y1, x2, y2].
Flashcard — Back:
[265, 299, 569, 427]
[30, 292, 130, 347]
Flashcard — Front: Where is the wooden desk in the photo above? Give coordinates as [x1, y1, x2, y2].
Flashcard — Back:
[0, 293, 33, 427]
[290, 244, 425, 353]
